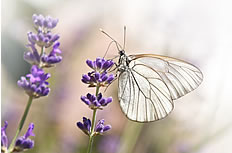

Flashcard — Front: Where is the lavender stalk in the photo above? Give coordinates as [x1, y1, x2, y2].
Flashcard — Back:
[1, 14, 62, 153]
[77, 58, 114, 153]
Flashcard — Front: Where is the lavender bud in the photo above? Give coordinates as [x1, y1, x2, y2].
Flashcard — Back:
[86, 60, 95, 69]
[14, 123, 35, 152]
[107, 74, 114, 84]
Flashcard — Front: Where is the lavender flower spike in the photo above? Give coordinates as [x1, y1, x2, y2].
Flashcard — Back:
[14, 123, 35, 152]
[1, 121, 8, 151]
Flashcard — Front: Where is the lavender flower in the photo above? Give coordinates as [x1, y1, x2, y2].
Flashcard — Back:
[1, 122, 35, 153]
[77, 118, 111, 136]
[86, 58, 114, 72]
[24, 44, 40, 65]
[1, 121, 8, 152]
[27, 31, 60, 48]
[14, 123, 35, 152]
[41, 42, 62, 67]
[17, 65, 50, 98]
[81, 93, 112, 109]
[24, 14, 62, 67]
[77, 57, 114, 152]
[32, 14, 58, 29]
[76, 117, 91, 136]
[95, 119, 111, 135]
[82, 58, 115, 87]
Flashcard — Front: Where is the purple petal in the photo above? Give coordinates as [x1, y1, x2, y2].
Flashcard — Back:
[103, 125, 111, 132]
[24, 123, 35, 139]
[76, 122, 84, 130]
[86, 60, 95, 69]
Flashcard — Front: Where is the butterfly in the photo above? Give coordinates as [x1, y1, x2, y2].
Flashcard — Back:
[100, 27, 203, 122]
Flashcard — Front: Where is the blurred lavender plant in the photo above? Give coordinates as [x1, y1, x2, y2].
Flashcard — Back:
[1, 14, 62, 153]
[1, 122, 35, 153]
[98, 135, 120, 153]
[77, 58, 114, 153]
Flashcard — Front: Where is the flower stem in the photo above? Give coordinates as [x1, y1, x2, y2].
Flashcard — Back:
[86, 85, 100, 153]
[116, 122, 143, 153]
[40, 46, 45, 56]
[39, 47, 45, 68]
[8, 96, 33, 152]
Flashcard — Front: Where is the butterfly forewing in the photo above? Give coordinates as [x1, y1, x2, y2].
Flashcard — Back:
[118, 54, 203, 122]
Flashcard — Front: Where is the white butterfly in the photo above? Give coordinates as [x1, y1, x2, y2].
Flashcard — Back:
[101, 27, 203, 122]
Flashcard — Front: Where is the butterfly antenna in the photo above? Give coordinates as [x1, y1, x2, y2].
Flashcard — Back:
[100, 28, 123, 51]
[103, 40, 116, 58]
[123, 26, 126, 50]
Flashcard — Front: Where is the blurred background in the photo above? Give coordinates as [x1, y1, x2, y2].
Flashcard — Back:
[2, 0, 232, 153]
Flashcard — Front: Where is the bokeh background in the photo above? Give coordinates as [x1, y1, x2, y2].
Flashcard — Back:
[2, 0, 232, 153]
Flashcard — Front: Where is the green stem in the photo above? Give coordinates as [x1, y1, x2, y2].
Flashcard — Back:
[86, 85, 100, 153]
[8, 96, 33, 152]
[40, 46, 45, 56]
[116, 122, 143, 153]
[39, 47, 45, 68]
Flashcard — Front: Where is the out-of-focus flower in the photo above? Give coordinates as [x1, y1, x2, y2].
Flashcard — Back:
[27, 31, 60, 48]
[98, 135, 120, 153]
[14, 123, 35, 152]
[1, 121, 8, 152]
[24, 44, 40, 65]
[81, 93, 112, 109]
[32, 14, 58, 29]
[95, 119, 111, 135]
[24, 13, 62, 68]
[17, 65, 50, 98]
[41, 42, 62, 67]
[76, 117, 91, 136]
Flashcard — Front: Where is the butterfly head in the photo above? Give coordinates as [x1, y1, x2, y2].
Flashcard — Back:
[119, 50, 125, 56]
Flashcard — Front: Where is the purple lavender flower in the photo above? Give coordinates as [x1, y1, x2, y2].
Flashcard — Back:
[82, 57, 115, 87]
[17, 65, 50, 98]
[29, 14, 59, 48]
[76, 117, 91, 136]
[32, 14, 58, 29]
[41, 42, 62, 67]
[24, 44, 40, 65]
[25, 14, 62, 68]
[14, 123, 35, 152]
[95, 119, 111, 135]
[82, 72, 114, 87]
[1, 121, 8, 151]
[86, 58, 114, 72]
[27, 31, 60, 48]
[81, 93, 112, 109]
[77, 118, 111, 136]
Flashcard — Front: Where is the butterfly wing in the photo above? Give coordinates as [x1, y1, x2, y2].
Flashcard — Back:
[118, 54, 203, 122]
